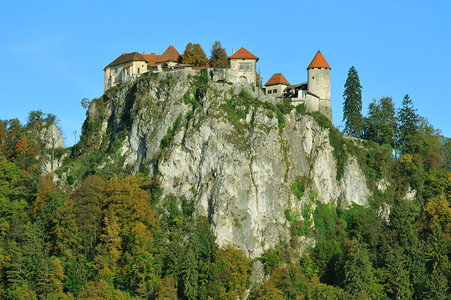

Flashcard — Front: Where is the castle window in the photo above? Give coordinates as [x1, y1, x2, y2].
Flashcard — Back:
[268, 90, 272, 94]
[312, 77, 315, 79]
[239, 63, 251, 72]
[138, 68, 140, 74]
[273, 89, 277, 93]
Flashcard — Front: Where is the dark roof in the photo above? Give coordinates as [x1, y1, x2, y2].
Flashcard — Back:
[306, 91, 319, 98]
[288, 82, 308, 90]
[229, 47, 259, 61]
[307, 51, 331, 69]
[104, 52, 148, 69]
[156, 45, 182, 63]
[265, 73, 290, 86]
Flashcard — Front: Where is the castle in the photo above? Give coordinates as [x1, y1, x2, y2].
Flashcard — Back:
[103, 46, 332, 122]
[264, 51, 332, 122]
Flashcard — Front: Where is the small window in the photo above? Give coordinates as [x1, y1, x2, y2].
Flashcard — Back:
[138, 68, 140, 74]
[268, 90, 272, 94]
[312, 76, 315, 79]
[273, 89, 277, 93]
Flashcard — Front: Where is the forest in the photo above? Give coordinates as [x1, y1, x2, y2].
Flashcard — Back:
[0, 80, 450, 300]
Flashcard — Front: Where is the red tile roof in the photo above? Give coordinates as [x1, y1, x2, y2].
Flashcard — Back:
[229, 47, 259, 61]
[156, 45, 182, 63]
[307, 51, 331, 69]
[265, 73, 290, 86]
[142, 53, 160, 66]
[104, 52, 147, 69]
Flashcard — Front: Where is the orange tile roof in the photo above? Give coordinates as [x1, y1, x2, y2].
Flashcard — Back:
[265, 73, 290, 86]
[141, 53, 160, 66]
[307, 51, 331, 69]
[104, 52, 147, 69]
[156, 45, 182, 63]
[229, 47, 259, 61]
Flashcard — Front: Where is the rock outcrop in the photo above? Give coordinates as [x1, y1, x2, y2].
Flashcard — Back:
[84, 70, 372, 258]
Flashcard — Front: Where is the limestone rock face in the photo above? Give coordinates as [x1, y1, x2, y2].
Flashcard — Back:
[88, 70, 372, 258]
[39, 123, 65, 173]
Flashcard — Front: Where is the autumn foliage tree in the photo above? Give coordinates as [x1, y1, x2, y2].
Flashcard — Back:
[182, 43, 207, 67]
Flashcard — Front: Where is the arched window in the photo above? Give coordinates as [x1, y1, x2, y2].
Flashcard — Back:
[238, 76, 247, 83]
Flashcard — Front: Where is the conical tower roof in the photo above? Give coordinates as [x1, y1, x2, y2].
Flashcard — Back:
[265, 73, 290, 86]
[307, 51, 330, 69]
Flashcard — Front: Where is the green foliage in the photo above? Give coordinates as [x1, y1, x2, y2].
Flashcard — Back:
[329, 128, 348, 180]
[311, 111, 333, 129]
[343, 66, 363, 137]
[160, 114, 183, 150]
[363, 97, 397, 148]
[295, 103, 307, 115]
[209, 41, 230, 68]
[397, 94, 420, 155]
[291, 179, 305, 200]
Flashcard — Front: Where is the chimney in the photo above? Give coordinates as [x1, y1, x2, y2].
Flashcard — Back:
[233, 48, 235, 54]
[143, 51, 146, 54]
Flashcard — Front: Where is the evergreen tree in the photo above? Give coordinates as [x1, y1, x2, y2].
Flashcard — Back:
[182, 43, 207, 67]
[424, 225, 449, 299]
[363, 97, 397, 148]
[385, 244, 412, 299]
[397, 94, 419, 154]
[182, 247, 198, 300]
[209, 41, 230, 68]
[342, 238, 376, 296]
[342, 66, 363, 137]
[379, 97, 398, 148]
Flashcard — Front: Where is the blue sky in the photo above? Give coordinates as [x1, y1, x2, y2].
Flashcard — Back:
[1, 0, 450, 146]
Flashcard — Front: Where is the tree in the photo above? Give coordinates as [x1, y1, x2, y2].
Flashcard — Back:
[207, 245, 251, 299]
[424, 226, 449, 299]
[363, 97, 397, 148]
[157, 276, 177, 300]
[341, 238, 383, 298]
[397, 94, 419, 155]
[342, 66, 363, 137]
[182, 43, 207, 67]
[385, 245, 412, 299]
[182, 247, 198, 300]
[209, 41, 230, 68]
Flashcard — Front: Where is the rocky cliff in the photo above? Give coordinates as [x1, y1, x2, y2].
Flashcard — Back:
[81, 69, 372, 258]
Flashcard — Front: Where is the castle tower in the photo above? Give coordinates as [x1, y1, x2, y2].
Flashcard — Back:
[307, 51, 332, 122]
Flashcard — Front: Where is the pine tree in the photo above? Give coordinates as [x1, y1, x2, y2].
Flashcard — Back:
[209, 41, 230, 68]
[379, 97, 398, 148]
[385, 245, 412, 299]
[182, 247, 198, 300]
[397, 94, 419, 154]
[424, 225, 449, 299]
[343, 66, 363, 137]
[343, 238, 375, 296]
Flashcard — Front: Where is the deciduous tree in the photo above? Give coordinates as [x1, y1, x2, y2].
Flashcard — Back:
[183, 43, 207, 67]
